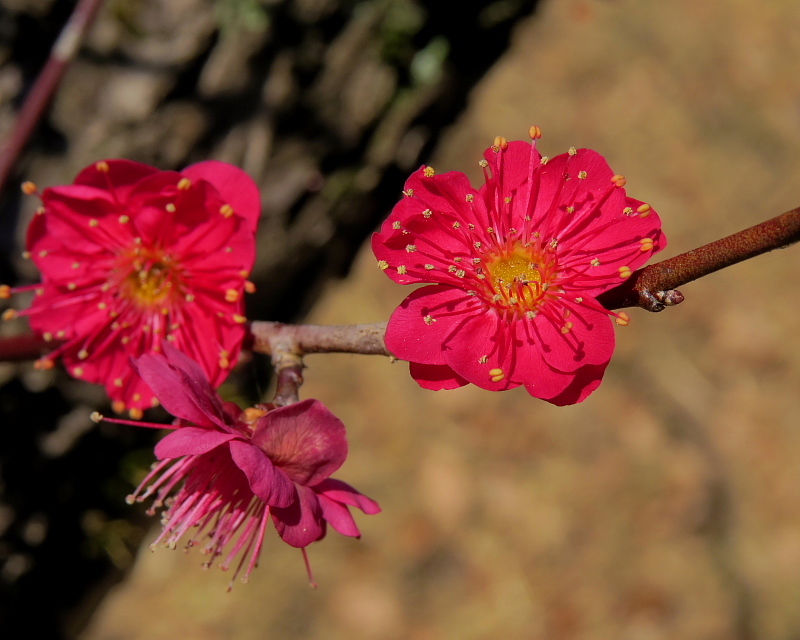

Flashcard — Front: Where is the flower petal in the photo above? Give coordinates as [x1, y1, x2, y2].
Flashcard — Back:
[313, 478, 381, 515]
[154, 426, 239, 459]
[250, 399, 348, 486]
[228, 439, 296, 508]
[385, 285, 482, 365]
[315, 493, 360, 537]
[271, 484, 326, 548]
[408, 362, 469, 390]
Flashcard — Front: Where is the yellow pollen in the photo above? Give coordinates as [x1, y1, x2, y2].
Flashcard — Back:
[244, 407, 267, 422]
[90, 412, 104, 423]
[540, 156, 550, 164]
[478, 355, 489, 364]
[489, 368, 503, 376]
[424, 264, 434, 270]
[504, 196, 512, 203]
[397, 265, 407, 275]
[639, 238, 654, 252]
[490, 373, 505, 383]
[43, 332, 53, 341]
[453, 222, 461, 229]
[220, 204, 234, 217]
[403, 189, 414, 197]
[590, 258, 600, 267]
[529, 125, 542, 140]
[177, 178, 192, 190]
[89, 219, 99, 227]
[233, 314, 247, 324]
[615, 312, 631, 326]
[240, 270, 250, 278]
[466, 194, 474, 202]
[423, 166, 435, 177]
[129, 408, 143, 420]
[114, 378, 123, 387]
[568, 147, 577, 156]
[22, 251, 30, 259]
[392, 221, 402, 229]
[0, 285, 10, 299]
[119, 215, 129, 224]
[611, 174, 627, 187]
[623, 207, 633, 215]
[151, 397, 160, 407]
[21, 181, 37, 195]
[487, 252, 542, 287]
[492, 136, 508, 151]
[377, 260, 388, 270]
[219, 355, 230, 369]
[245, 281, 256, 293]
[35, 206, 45, 215]
[578, 171, 587, 179]
[422, 209, 432, 218]
[423, 315, 435, 325]
[405, 245, 417, 253]
[225, 289, 239, 303]
[637, 203, 651, 216]
[561, 322, 573, 334]
[73, 367, 84, 378]
[618, 266, 632, 279]
[67, 283, 76, 291]
[575, 297, 583, 303]
[185, 294, 195, 302]
[479, 159, 488, 168]
[112, 400, 125, 414]
[95, 161, 110, 173]
[166, 203, 176, 213]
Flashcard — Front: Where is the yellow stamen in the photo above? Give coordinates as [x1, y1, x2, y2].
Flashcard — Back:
[225, 289, 239, 303]
[177, 178, 192, 190]
[615, 312, 630, 326]
[21, 181, 37, 195]
[95, 161, 110, 173]
[528, 125, 542, 140]
[220, 204, 234, 218]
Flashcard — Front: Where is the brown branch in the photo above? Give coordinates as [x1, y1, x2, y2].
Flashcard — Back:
[0, 0, 107, 196]
[249, 321, 390, 357]
[598, 205, 800, 312]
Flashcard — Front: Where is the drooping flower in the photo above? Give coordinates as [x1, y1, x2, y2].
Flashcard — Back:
[372, 131, 666, 405]
[105, 344, 379, 586]
[2, 160, 260, 416]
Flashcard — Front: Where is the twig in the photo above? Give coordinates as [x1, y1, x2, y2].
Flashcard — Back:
[0, 0, 107, 195]
[597, 205, 800, 311]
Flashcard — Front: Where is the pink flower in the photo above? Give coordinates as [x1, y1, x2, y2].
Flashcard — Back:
[121, 344, 380, 586]
[3, 160, 260, 417]
[372, 134, 666, 405]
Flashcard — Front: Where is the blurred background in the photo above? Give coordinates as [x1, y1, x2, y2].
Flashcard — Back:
[3, 0, 800, 638]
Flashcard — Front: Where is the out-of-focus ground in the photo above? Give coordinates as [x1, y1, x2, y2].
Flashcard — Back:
[83, 0, 800, 638]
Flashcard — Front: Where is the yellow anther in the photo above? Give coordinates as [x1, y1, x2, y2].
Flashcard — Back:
[623, 207, 633, 215]
[618, 266, 632, 278]
[119, 215, 130, 224]
[392, 221, 402, 230]
[34, 358, 54, 370]
[466, 194, 475, 202]
[239, 270, 250, 278]
[35, 206, 45, 216]
[112, 400, 126, 414]
[244, 407, 267, 422]
[151, 397, 160, 407]
[423, 315, 435, 325]
[78, 349, 89, 360]
[377, 260, 388, 270]
[568, 147, 577, 156]
[403, 189, 414, 197]
[185, 293, 195, 302]
[578, 171, 587, 179]
[397, 265, 407, 275]
[220, 204, 234, 218]
[611, 174, 627, 187]
[479, 159, 488, 168]
[636, 203, 651, 217]
[492, 136, 508, 151]
[42, 332, 53, 342]
[22, 251, 31, 259]
[90, 412, 104, 423]
[95, 161, 110, 173]
[165, 203, 176, 213]
[129, 408, 143, 420]
[225, 289, 239, 303]
[245, 281, 256, 293]
[73, 367, 84, 378]
[422, 209, 432, 218]
[528, 125, 542, 140]
[21, 181, 37, 195]
[490, 373, 505, 383]
[2, 309, 17, 320]
[233, 314, 247, 324]
[0, 285, 10, 299]
[639, 238, 654, 252]
[540, 156, 550, 165]
[423, 166, 435, 177]
[177, 178, 192, 190]
[67, 283, 76, 291]
[489, 368, 504, 376]
[405, 245, 417, 253]
[219, 355, 230, 369]
[114, 378, 123, 388]
[561, 322, 573, 334]
[615, 312, 630, 326]
[590, 258, 601, 267]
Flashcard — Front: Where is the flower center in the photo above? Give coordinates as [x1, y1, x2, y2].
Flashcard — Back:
[119, 250, 183, 308]
[482, 244, 557, 314]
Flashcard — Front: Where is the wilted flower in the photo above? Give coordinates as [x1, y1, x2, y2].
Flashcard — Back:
[372, 131, 666, 405]
[103, 345, 380, 586]
[2, 160, 260, 416]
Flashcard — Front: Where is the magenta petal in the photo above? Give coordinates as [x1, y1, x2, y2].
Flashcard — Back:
[181, 160, 261, 234]
[228, 439, 296, 508]
[134, 350, 231, 431]
[408, 362, 469, 390]
[271, 484, 325, 548]
[531, 302, 615, 372]
[154, 427, 238, 460]
[538, 361, 608, 406]
[385, 285, 480, 365]
[250, 399, 347, 486]
[316, 493, 361, 537]
[313, 478, 381, 515]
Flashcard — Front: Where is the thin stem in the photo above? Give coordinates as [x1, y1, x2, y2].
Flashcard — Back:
[0, 0, 107, 195]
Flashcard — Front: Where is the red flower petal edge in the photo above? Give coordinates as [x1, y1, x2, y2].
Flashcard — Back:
[3, 159, 261, 416]
[127, 345, 380, 587]
[372, 135, 666, 404]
